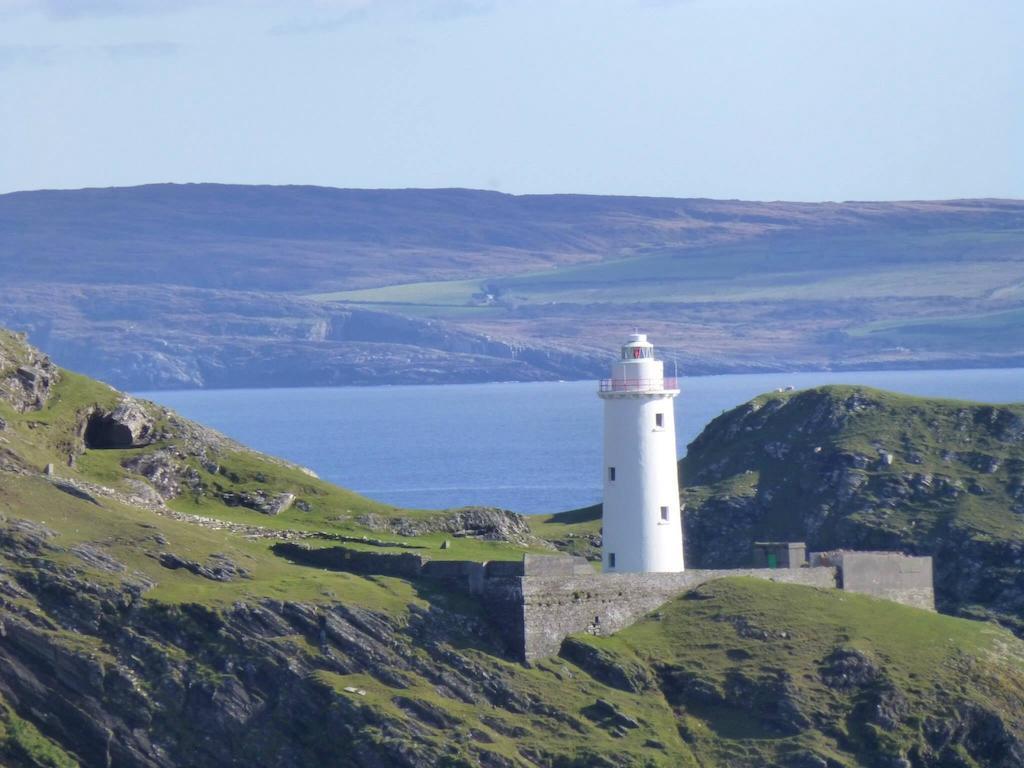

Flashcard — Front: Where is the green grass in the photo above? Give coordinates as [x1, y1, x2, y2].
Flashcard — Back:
[0, 695, 79, 768]
[298, 229, 1024, 317]
[0, 328, 540, 566]
[569, 577, 1024, 767]
[8, 324, 1024, 765]
[311, 649, 696, 766]
[308, 278, 488, 307]
[686, 385, 1024, 538]
[528, 505, 602, 562]
[681, 384, 1024, 636]
[846, 306, 1024, 352]
[0, 474, 424, 613]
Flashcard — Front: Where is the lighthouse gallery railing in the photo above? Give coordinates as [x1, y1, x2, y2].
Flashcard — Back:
[598, 377, 678, 393]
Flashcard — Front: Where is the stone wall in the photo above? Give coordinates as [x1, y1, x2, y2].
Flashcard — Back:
[511, 566, 838, 661]
[271, 542, 427, 579]
[812, 550, 935, 612]
[270, 544, 935, 661]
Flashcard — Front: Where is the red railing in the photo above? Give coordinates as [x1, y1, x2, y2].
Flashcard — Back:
[598, 377, 678, 393]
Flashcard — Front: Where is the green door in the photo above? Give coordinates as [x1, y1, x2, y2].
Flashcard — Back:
[767, 552, 778, 569]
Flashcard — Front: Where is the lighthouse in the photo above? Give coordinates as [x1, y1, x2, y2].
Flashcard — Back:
[598, 333, 685, 573]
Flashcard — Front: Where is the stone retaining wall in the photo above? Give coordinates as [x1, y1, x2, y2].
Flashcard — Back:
[511, 566, 838, 661]
[270, 543, 935, 662]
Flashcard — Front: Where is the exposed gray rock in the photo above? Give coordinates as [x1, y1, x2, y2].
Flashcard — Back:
[122, 449, 183, 499]
[820, 647, 880, 690]
[71, 543, 127, 574]
[723, 670, 810, 735]
[83, 399, 156, 449]
[0, 518, 57, 552]
[392, 696, 460, 729]
[156, 552, 250, 581]
[357, 507, 550, 548]
[587, 698, 640, 730]
[219, 490, 296, 516]
[0, 335, 59, 412]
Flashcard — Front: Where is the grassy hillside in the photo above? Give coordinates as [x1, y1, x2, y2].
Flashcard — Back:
[2, 186, 1023, 390]
[0, 328, 546, 563]
[570, 578, 1024, 768]
[680, 385, 1024, 635]
[3, 329, 1024, 766]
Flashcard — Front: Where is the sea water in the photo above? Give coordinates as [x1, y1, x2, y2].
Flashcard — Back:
[139, 368, 1024, 515]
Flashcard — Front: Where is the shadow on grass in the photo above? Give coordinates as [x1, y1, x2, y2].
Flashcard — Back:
[540, 504, 601, 526]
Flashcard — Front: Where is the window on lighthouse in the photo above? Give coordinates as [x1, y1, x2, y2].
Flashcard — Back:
[660, 506, 670, 522]
[608, 467, 616, 481]
[655, 412, 664, 428]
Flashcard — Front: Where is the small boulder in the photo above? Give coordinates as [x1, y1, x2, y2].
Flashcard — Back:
[157, 552, 250, 581]
[220, 490, 295, 516]
[122, 450, 182, 499]
[585, 698, 640, 730]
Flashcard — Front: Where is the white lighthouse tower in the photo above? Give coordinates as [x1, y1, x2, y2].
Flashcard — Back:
[598, 333, 685, 573]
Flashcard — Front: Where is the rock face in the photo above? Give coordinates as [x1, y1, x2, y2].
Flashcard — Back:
[122, 449, 183, 499]
[83, 399, 156, 448]
[0, 514, 589, 768]
[220, 490, 296, 516]
[156, 551, 250, 581]
[0, 331, 59, 412]
[681, 386, 1024, 636]
[357, 507, 549, 548]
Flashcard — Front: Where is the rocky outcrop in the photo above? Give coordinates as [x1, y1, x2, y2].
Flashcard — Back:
[0, 331, 59, 412]
[156, 552, 250, 581]
[220, 490, 295, 516]
[681, 386, 1024, 636]
[82, 399, 156, 449]
[0, 515, 589, 768]
[122, 449, 184, 499]
[356, 507, 551, 548]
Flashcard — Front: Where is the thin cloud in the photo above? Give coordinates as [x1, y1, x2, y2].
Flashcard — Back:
[270, 0, 499, 35]
[0, 0, 207, 18]
[1, 0, 510, 23]
[0, 41, 180, 68]
[0, 0, 396, 19]
[269, 4, 373, 36]
[103, 41, 182, 59]
[0, 43, 57, 68]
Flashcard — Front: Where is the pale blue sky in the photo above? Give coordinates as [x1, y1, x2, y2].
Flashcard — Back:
[0, 0, 1020, 200]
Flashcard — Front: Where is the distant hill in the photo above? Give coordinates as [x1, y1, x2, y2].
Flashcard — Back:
[2, 184, 1023, 389]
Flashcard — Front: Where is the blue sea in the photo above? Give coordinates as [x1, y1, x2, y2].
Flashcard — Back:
[139, 368, 1024, 516]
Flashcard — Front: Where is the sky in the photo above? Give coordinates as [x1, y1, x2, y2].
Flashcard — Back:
[0, 0, 1020, 201]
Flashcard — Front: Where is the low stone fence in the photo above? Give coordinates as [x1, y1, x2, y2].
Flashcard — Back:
[271, 543, 934, 662]
[513, 566, 837, 661]
[272, 542, 427, 579]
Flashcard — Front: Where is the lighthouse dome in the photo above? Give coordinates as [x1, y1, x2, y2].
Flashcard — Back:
[621, 333, 654, 360]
